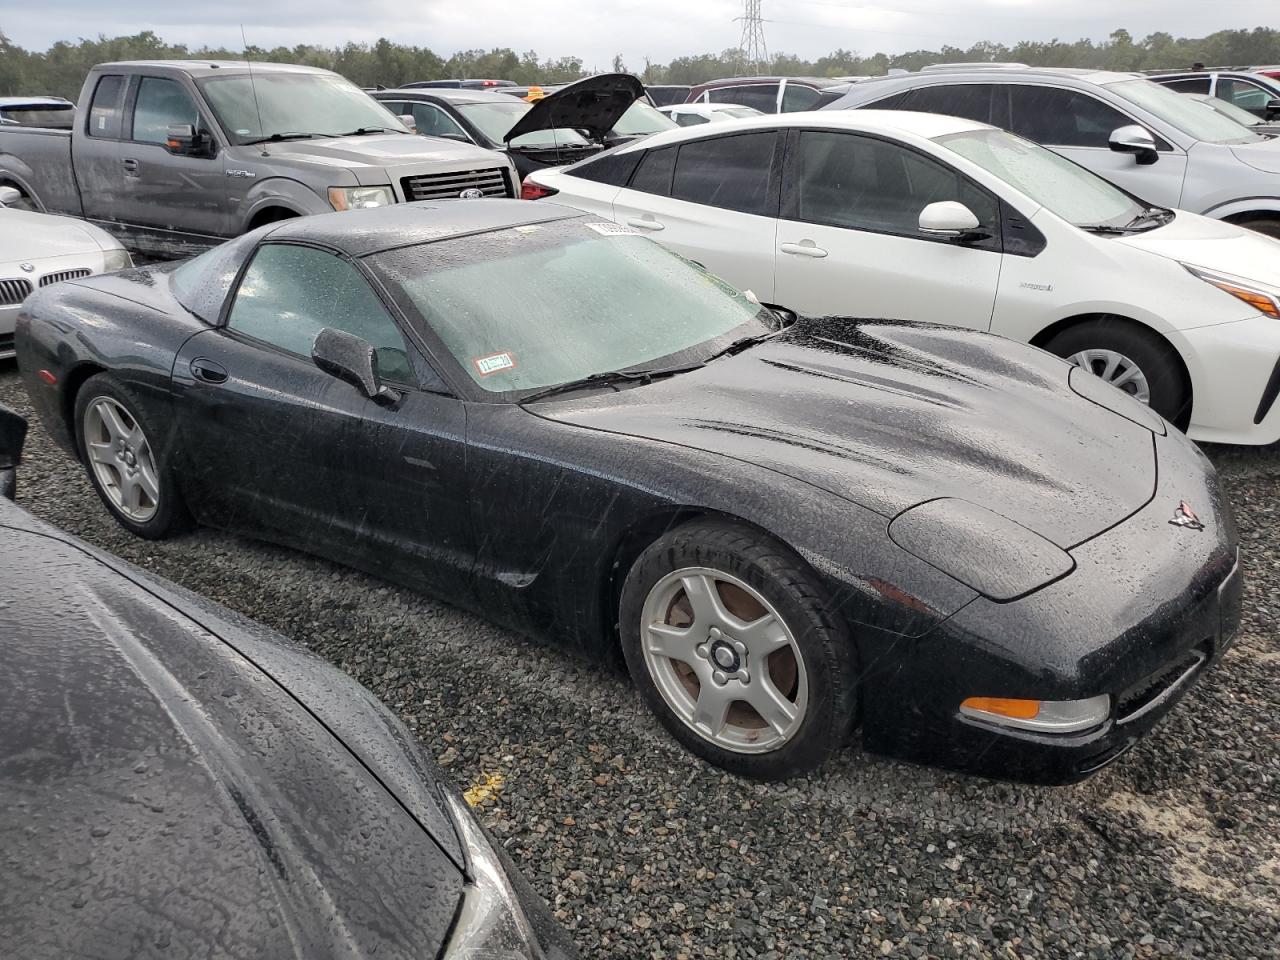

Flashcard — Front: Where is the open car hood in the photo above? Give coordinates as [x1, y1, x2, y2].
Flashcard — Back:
[504, 72, 645, 144]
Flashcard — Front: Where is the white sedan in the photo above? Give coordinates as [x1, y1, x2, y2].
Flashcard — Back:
[524, 110, 1280, 445]
[0, 186, 131, 359]
[658, 103, 764, 127]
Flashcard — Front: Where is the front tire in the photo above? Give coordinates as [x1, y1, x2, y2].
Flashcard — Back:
[74, 373, 190, 539]
[1236, 217, 1280, 240]
[618, 518, 857, 780]
[1045, 319, 1190, 428]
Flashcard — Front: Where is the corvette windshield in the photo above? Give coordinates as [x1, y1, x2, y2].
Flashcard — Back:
[370, 220, 770, 394]
[940, 128, 1147, 230]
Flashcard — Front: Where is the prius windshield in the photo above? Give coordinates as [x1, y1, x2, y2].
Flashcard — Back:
[199, 73, 409, 144]
[940, 128, 1150, 231]
[1105, 78, 1264, 144]
[370, 219, 771, 395]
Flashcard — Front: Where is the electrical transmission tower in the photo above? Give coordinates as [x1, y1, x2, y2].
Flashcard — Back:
[736, 0, 769, 75]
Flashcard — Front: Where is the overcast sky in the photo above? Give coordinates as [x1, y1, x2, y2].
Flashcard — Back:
[1, 0, 1275, 69]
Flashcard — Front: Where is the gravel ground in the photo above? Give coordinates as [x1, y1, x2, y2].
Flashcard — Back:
[2, 363, 1278, 959]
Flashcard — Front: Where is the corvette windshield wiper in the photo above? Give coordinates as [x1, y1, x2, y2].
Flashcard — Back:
[518, 364, 700, 404]
[700, 328, 782, 364]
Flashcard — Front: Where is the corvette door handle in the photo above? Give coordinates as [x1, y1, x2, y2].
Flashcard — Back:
[122, 158, 139, 173]
[625, 217, 665, 231]
[189, 358, 228, 384]
[780, 241, 828, 258]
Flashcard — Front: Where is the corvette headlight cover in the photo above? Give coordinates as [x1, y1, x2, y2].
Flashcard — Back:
[1182, 263, 1280, 319]
[442, 792, 544, 959]
[960, 694, 1111, 733]
[888, 498, 1074, 602]
[102, 247, 132, 272]
[328, 185, 395, 211]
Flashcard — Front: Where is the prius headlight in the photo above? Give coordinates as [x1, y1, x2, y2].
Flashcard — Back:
[328, 185, 395, 211]
[1183, 263, 1280, 320]
[442, 792, 545, 959]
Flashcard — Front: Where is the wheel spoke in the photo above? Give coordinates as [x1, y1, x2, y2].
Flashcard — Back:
[736, 613, 790, 657]
[691, 681, 733, 737]
[97, 403, 130, 443]
[746, 675, 799, 736]
[1099, 352, 1122, 383]
[87, 441, 114, 465]
[136, 463, 160, 505]
[680, 573, 730, 630]
[644, 622, 696, 664]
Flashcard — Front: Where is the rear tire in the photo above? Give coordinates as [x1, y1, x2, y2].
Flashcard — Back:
[618, 518, 857, 780]
[1045, 319, 1190, 428]
[1235, 217, 1280, 239]
[73, 373, 191, 540]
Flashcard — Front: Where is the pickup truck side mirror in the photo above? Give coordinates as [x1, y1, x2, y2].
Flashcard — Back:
[0, 404, 29, 501]
[165, 123, 213, 158]
[0, 185, 20, 207]
[1109, 124, 1159, 165]
[311, 327, 401, 407]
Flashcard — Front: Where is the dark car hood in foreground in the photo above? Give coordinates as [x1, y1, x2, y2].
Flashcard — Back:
[0, 503, 464, 959]
[537, 320, 1158, 549]
[504, 72, 645, 143]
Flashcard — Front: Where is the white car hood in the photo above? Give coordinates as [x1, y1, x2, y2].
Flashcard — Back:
[1230, 137, 1280, 175]
[1116, 210, 1280, 285]
[0, 208, 105, 261]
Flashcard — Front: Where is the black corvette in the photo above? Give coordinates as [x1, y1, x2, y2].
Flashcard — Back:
[15, 200, 1242, 783]
[0, 404, 575, 960]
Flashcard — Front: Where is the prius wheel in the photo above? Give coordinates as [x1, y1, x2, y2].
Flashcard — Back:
[1046, 319, 1190, 428]
[74, 373, 190, 539]
[619, 519, 857, 780]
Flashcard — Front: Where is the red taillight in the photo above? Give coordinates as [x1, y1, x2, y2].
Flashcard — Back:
[520, 181, 559, 200]
[482, 79, 498, 86]
[37, 369, 57, 385]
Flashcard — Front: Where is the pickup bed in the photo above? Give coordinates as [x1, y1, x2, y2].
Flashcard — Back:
[0, 60, 520, 258]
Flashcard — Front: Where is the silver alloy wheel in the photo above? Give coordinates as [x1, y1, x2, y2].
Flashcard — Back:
[639, 566, 808, 754]
[1067, 348, 1152, 404]
[83, 396, 161, 523]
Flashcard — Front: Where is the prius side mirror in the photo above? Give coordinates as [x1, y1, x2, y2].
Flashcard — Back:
[0, 404, 29, 501]
[1109, 124, 1158, 165]
[918, 201, 988, 242]
[312, 327, 401, 407]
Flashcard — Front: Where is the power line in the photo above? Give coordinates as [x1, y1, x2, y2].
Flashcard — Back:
[736, 0, 770, 73]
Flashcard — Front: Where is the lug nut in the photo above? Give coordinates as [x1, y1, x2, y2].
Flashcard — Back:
[712, 670, 727, 685]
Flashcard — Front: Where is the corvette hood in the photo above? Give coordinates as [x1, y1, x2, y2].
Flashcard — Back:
[538, 320, 1157, 549]
[504, 72, 645, 143]
[0, 508, 463, 959]
[1116, 209, 1280, 283]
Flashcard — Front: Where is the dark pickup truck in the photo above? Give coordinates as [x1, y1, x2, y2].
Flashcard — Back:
[0, 60, 520, 258]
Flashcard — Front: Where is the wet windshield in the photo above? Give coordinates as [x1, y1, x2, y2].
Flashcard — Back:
[1106, 78, 1265, 144]
[199, 72, 409, 143]
[612, 101, 679, 136]
[369, 219, 770, 394]
[453, 99, 591, 148]
[940, 127, 1149, 230]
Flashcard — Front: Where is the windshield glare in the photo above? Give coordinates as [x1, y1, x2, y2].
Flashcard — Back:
[612, 102, 679, 136]
[370, 220, 770, 394]
[1194, 94, 1263, 128]
[199, 73, 408, 143]
[940, 128, 1145, 229]
[1106, 78, 1264, 144]
[454, 100, 590, 148]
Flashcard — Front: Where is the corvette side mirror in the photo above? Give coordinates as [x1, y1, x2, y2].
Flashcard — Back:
[0, 404, 29, 501]
[1109, 124, 1158, 165]
[312, 327, 401, 407]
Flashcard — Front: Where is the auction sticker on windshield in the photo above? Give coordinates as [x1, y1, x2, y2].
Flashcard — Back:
[585, 222, 641, 236]
[474, 351, 516, 376]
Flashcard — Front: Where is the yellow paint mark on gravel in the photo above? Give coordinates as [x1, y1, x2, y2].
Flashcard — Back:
[464, 771, 505, 807]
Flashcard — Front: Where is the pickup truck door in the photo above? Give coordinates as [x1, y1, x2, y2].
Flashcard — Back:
[119, 75, 235, 246]
[75, 72, 130, 224]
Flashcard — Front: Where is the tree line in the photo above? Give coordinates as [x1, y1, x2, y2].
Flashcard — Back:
[3, 26, 1280, 100]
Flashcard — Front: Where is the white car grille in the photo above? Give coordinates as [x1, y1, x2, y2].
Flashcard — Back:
[0, 277, 33, 306]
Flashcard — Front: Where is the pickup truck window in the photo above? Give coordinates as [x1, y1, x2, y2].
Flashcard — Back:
[87, 75, 125, 139]
[132, 78, 200, 145]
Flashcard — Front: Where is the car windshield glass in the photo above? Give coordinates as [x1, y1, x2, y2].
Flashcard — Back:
[721, 107, 763, 118]
[198, 73, 408, 144]
[1105, 78, 1264, 144]
[939, 128, 1146, 229]
[369, 219, 770, 395]
[612, 102, 679, 136]
[453, 100, 590, 147]
[1194, 94, 1262, 128]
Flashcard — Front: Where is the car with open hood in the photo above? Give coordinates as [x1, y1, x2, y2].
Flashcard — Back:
[0, 401, 577, 960]
[375, 74, 674, 179]
[15, 200, 1242, 783]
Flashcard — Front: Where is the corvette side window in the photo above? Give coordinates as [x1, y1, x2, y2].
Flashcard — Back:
[227, 244, 415, 383]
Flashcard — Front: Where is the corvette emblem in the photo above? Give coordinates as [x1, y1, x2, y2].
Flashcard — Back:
[1169, 500, 1204, 531]
[19, 262, 34, 273]
[458, 188, 484, 199]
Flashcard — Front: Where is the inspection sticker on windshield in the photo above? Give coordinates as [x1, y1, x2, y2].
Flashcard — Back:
[585, 221, 640, 236]
[473, 351, 516, 376]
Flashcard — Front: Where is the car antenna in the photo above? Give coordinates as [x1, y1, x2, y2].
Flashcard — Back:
[241, 24, 269, 156]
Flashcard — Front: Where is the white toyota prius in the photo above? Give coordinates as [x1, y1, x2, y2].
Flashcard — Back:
[524, 110, 1280, 445]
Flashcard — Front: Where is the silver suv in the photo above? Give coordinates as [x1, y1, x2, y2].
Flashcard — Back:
[826, 65, 1280, 237]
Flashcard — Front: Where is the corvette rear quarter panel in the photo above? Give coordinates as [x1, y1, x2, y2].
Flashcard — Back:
[463, 404, 980, 662]
[16, 270, 204, 455]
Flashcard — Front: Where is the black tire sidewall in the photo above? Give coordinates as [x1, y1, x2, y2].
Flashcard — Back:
[618, 519, 857, 780]
[73, 373, 188, 539]
[1046, 320, 1189, 426]
[1238, 217, 1280, 240]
